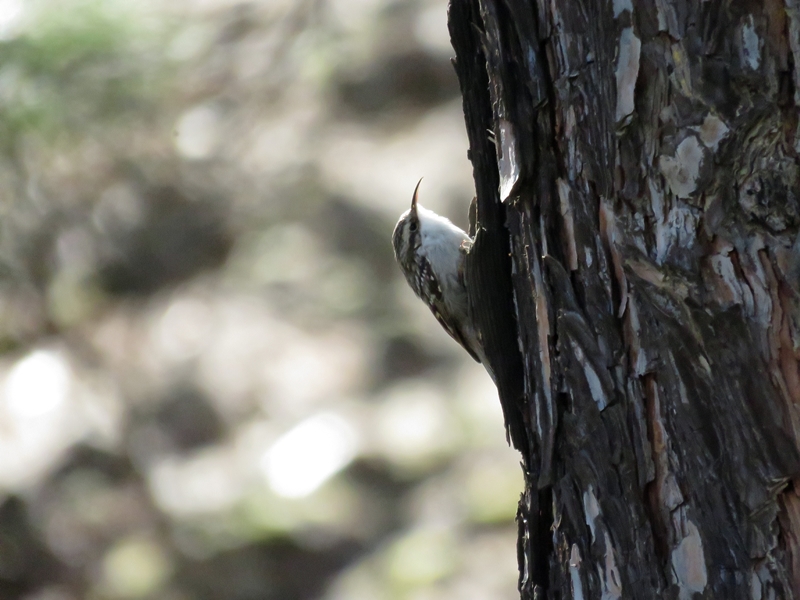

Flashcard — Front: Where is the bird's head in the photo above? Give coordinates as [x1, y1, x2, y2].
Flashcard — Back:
[391, 178, 423, 267]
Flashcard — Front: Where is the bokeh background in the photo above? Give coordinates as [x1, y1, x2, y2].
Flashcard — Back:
[0, 0, 522, 598]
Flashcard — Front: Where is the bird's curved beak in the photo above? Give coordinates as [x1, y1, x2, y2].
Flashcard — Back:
[411, 177, 422, 215]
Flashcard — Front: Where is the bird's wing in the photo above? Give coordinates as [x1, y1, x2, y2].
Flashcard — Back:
[430, 299, 481, 363]
[417, 255, 481, 364]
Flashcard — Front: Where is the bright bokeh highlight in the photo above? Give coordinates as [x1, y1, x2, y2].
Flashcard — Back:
[262, 412, 358, 498]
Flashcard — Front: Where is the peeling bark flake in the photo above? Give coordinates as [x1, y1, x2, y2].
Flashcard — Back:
[599, 199, 628, 317]
[778, 288, 800, 444]
[669, 43, 693, 96]
[741, 15, 761, 70]
[531, 246, 554, 482]
[600, 532, 623, 600]
[615, 28, 641, 123]
[656, 0, 681, 38]
[750, 570, 762, 600]
[583, 484, 601, 542]
[625, 297, 648, 375]
[498, 118, 520, 202]
[569, 544, 585, 600]
[613, 0, 632, 18]
[696, 114, 729, 151]
[739, 240, 773, 335]
[671, 520, 708, 599]
[779, 488, 800, 593]
[571, 339, 608, 410]
[649, 178, 669, 264]
[558, 178, 579, 271]
[645, 377, 685, 513]
[708, 243, 747, 308]
[658, 136, 704, 199]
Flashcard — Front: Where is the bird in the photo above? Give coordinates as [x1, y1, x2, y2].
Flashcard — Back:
[392, 179, 491, 376]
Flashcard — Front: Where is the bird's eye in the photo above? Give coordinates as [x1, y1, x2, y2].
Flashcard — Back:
[409, 222, 418, 232]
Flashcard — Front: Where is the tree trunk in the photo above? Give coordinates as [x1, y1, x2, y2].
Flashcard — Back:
[449, 0, 800, 598]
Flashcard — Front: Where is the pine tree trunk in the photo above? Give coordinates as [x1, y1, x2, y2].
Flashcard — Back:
[449, 0, 800, 597]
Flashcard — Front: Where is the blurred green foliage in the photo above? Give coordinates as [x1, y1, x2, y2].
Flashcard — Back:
[0, 0, 165, 147]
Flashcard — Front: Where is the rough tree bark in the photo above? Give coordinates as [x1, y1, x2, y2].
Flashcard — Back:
[449, 0, 800, 598]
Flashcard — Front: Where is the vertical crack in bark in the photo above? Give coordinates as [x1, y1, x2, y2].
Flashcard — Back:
[449, 0, 529, 456]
